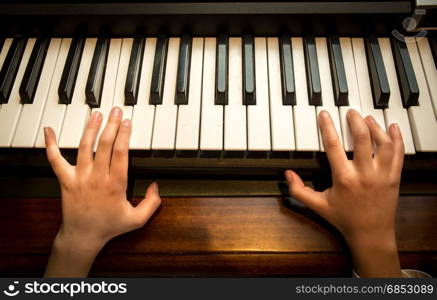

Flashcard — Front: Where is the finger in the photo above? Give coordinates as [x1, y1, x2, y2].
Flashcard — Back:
[364, 115, 393, 168]
[318, 110, 348, 175]
[77, 111, 102, 169]
[347, 109, 373, 168]
[110, 119, 132, 181]
[44, 127, 72, 179]
[131, 183, 162, 229]
[94, 107, 123, 173]
[388, 123, 405, 175]
[285, 170, 326, 214]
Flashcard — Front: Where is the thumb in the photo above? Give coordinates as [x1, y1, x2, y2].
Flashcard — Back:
[285, 170, 326, 213]
[132, 182, 162, 228]
[44, 127, 72, 179]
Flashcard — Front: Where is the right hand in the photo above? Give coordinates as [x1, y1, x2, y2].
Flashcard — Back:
[285, 109, 404, 277]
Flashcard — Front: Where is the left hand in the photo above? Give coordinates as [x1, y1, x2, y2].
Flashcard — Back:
[44, 107, 161, 277]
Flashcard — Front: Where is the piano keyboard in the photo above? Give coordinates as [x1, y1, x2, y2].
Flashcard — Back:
[0, 36, 436, 156]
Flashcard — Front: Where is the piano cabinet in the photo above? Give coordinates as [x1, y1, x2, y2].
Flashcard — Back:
[0, 195, 436, 277]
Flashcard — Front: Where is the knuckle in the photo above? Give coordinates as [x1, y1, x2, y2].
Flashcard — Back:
[390, 176, 400, 188]
[79, 140, 92, 150]
[47, 153, 57, 165]
[396, 141, 405, 154]
[151, 195, 162, 207]
[98, 135, 112, 148]
[61, 177, 76, 191]
[354, 130, 369, 143]
[379, 133, 393, 146]
[87, 121, 99, 129]
[337, 173, 354, 187]
[131, 217, 145, 229]
[388, 180, 399, 189]
[359, 177, 374, 189]
[324, 136, 339, 149]
[383, 139, 394, 149]
[113, 145, 127, 157]
[89, 178, 100, 189]
[107, 184, 120, 194]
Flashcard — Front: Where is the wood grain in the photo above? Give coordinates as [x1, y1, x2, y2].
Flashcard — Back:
[0, 196, 436, 276]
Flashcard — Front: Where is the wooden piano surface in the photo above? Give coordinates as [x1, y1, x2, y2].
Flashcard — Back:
[1, 195, 436, 277]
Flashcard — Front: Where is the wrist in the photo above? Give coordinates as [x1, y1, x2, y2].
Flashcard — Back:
[345, 229, 397, 253]
[346, 231, 402, 277]
[45, 229, 107, 277]
[54, 228, 107, 259]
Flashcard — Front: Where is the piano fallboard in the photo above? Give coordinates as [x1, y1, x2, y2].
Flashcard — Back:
[0, 1, 413, 36]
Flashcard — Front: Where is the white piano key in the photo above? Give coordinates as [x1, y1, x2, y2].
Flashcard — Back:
[59, 38, 96, 148]
[176, 37, 204, 150]
[34, 38, 72, 148]
[0, 39, 36, 147]
[0, 38, 13, 110]
[91, 38, 122, 150]
[0, 38, 13, 69]
[224, 37, 247, 151]
[416, 37, 437, 120]
[315, 37, 343, 151]
[291, 37, 319, 151]
[351, 38, 386, 130]
[12, 38, 62, 148]
[267, 37, 295, 151]
[405, 37, 437, 152]
[378, 38, 415, 154]
[151, 37, 180, 150]
[130, 37, 156, 150]
[339, 37, 362, 151]
[112, 38, 133, 120]
[200, 38, 223, 151]
[247, 37, 271, 151]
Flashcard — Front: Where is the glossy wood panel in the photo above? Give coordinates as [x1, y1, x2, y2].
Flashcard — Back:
[0, 196, 436, 276]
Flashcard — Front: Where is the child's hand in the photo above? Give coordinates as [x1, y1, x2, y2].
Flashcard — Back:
[286, 109, 404, 277]
[44, 107, 161, 277]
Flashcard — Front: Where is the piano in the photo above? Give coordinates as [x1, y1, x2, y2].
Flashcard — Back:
[0, 1, 437, 276]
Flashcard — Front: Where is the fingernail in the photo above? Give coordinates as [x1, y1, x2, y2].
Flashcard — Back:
[285, 170, 293, 182]
[111, 107, 121, 117]
[90, 111, 100, 122]
[44, 127, 49, 137]
[365, 115, 375, 123]
[122, 119, 131, 127]
[391, 123, 400, 133]
[319, 110, 329, 119]
[152, 182, 159, 193]
[346, 108, 357, 117]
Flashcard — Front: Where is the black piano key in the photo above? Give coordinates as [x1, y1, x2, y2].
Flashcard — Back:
[19, 38, 50, 104]
[391, 38, 419, 107]
[328, 36, 348, 106]
[243, 34, 255, 105]
[304, 37, 322, 106]
[150, 35, 168, 105]
[365, 37, 390, 109]
[0, 38, 27, 103]
[58, 38, 85, 104]
[279, 35, 295, 105]
[215, 34, 228, 105]
[429, 37, 437, 69]
[85, 38, 109, 108]
[175, 35, 191, 105]
[0, 39, 4, 53]
[124, 37, 145, 105]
